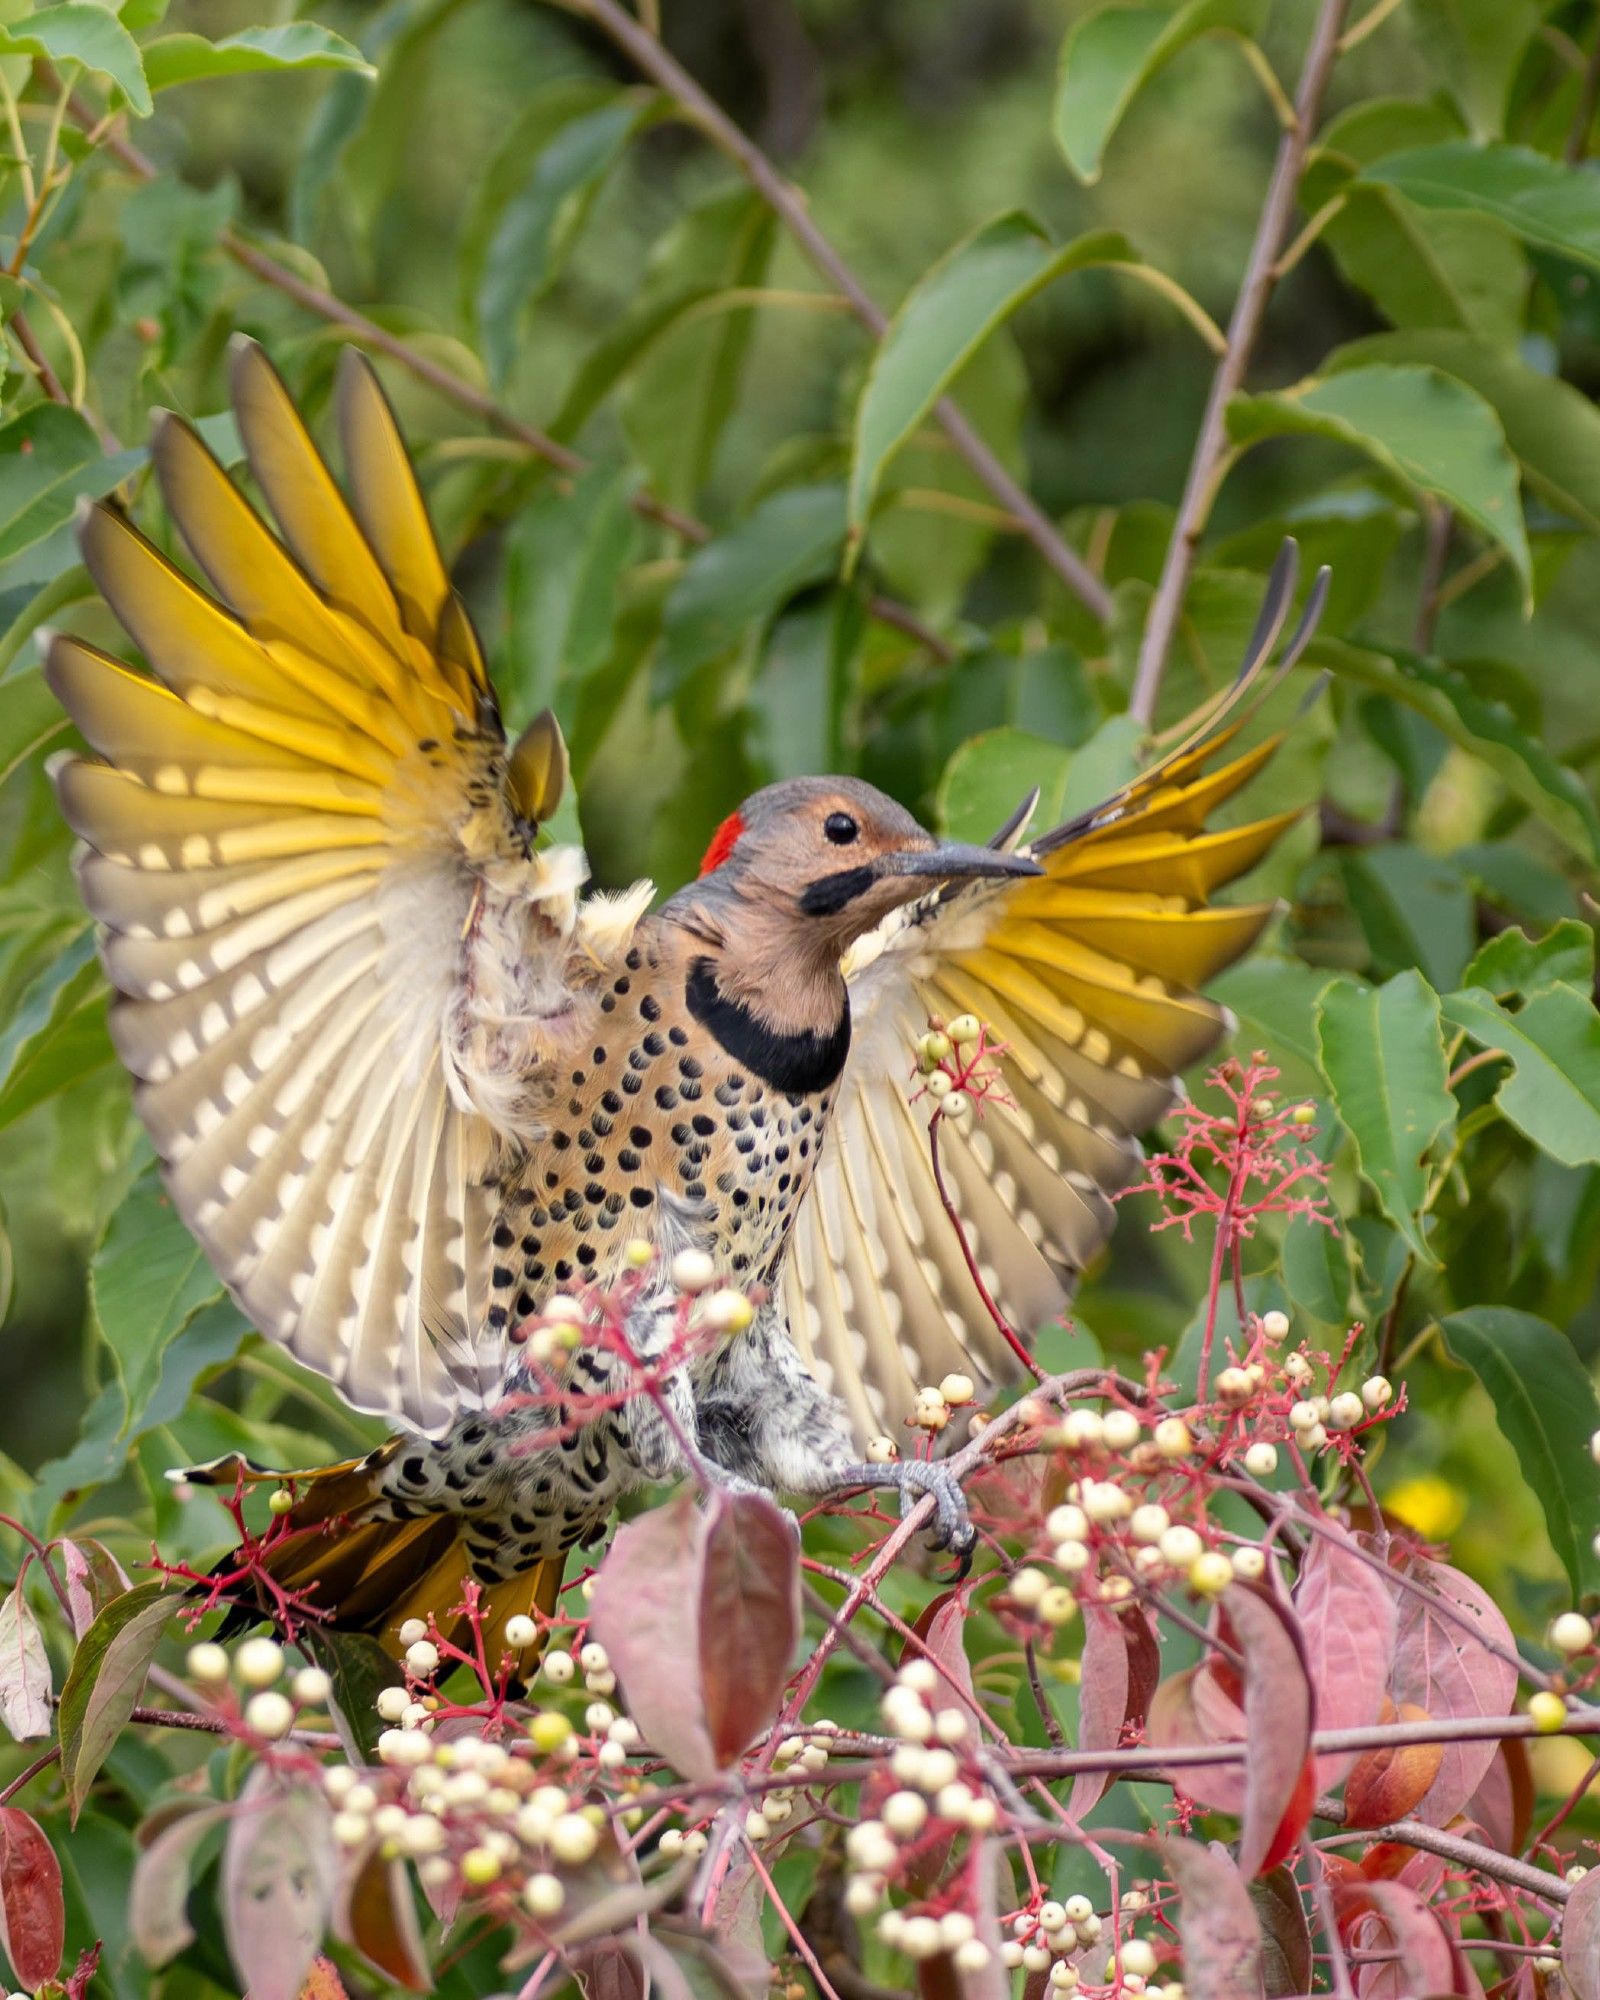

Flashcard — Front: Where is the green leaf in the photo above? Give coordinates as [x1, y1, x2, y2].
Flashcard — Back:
[465, 86, 660, 388]
[1406, 0, 1540, 138]
[91, 1168, 223, 1435]
[620, 188, 778, 512]
[1311, 638, 1600, 862]
[0, 933, 113, 1133]
[0, 568, 93, 682]
[937, 726, 1073, 844]
[1441, 984, 1600, 1167]
[1317, 971, 1455, 1263]
[1053, 0, 1269, 182]
[1281, 1210, 1354, 1331]
[1303, 98, 1523, 349]
[656, 484, 845, 699]
[847, 216, 1149, 547]
[1212, 957, 1342, 1098]
[1365, 143, 1600, 273]
[1342, 842, 1474, 992]
[500, 462, 637, 731]
[1059, 714, 1147, 824]
[0, 2, 150, 114]
[0, 669, 70, 789]
[749, 589, 861, 783]
[141, 23, 373, 91]
[1464, 921, 1594, 998]
[300, 1628, 397, 1764]
[1325, 331, 1600, 537]
[1228, 365, 1531, 601]
[1441, 1307, 1600, 1595]
[0, 408, 142, 567]
[57, 1582, 176, 1823]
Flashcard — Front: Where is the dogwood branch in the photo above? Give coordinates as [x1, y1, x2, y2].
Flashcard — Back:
[54, 79, 953, 665]
[1130, 0, 1351, 723]
[557, 0, 1115, 626]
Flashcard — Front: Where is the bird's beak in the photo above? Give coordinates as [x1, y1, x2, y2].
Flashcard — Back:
[876, 839, 1043, 883]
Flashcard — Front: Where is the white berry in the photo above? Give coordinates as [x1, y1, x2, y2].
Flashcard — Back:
[234, 1637, 284, 1688]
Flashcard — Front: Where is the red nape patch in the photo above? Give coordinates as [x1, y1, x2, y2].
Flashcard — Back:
[699, 811, 746, 877]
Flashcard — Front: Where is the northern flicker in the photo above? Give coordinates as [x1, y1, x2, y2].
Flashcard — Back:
[47, 339, 1323, 1663]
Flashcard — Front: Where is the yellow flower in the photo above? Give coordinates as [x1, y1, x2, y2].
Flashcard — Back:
[1383, 1474, 1466, 1541]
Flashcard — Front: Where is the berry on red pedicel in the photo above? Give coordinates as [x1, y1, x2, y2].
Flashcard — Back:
[699, 812, 745, 876]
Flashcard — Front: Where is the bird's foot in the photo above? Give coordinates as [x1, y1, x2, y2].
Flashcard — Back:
[697, 1462, 801, 1541]
[833, 1459, 976, 1572]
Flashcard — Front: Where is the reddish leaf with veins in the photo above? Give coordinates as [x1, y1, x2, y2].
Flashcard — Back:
[1164, 1839, 1266, 2000]
[1293, 1524, 1398, 1789]
[0, 1808, 64, 1992]
[1070, 1601, 1160, 1820]
[1386, 1544, 1517, 1826]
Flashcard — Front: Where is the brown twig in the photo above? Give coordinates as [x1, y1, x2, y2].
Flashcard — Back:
[562, 0, 1115, 626]
[1130, 0, 1351, 723]
[1318, 1807, 1571, 1907]
[59, 90, 953, 664]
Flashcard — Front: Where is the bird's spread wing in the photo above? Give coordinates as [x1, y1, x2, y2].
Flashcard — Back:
[784, 550, 1327, 1445]
[47, 340, 597, 1436]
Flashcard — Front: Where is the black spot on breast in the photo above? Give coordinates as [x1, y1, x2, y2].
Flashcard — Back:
[630, 1188, 653, 1208]
[641, 995, 661, 1022]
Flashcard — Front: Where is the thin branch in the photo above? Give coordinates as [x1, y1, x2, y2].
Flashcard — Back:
[58, 88, 953, 665]
[1130, 0, 1351, 724]
[563, 0, 1115, 625]
[1319, 1811, 1570, 1907]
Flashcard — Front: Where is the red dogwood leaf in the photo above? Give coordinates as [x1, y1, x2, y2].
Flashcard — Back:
[1336, 1879, 1471, 1999]
[130, 1801, 231, 1966]
[0, 1807, 64, 1991]
[0, 1579, 51, 1742]
[1341, 1701, 1443, 1829]
[221, 1773, 335, 2000]
[1387, 1547, 1517, 1826]
[1164, 1839, 1265, 2000]
[1147, 1585, 1314, 1874]
[55, 1539, 131, 1641]
[591, 1489, 799, 1781]
[1293, 1525, 1397, 1789]
[1223, 1586, 1316, 1875]
[1070, 1601, 1159, 1820]
[1565, 1867, 1600, 2000]
[338, 1851, 431, 1991]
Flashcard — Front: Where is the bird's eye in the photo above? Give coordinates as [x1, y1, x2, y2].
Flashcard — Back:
[824, 812, 859, 846]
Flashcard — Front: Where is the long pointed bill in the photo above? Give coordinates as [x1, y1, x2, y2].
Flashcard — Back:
[878, 840, 1043, 883]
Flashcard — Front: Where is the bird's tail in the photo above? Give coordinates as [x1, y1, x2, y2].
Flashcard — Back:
[179, 1449, 565, 1674]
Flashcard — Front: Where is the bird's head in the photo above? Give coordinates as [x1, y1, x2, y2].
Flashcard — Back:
[695, 776, 1041, 955]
